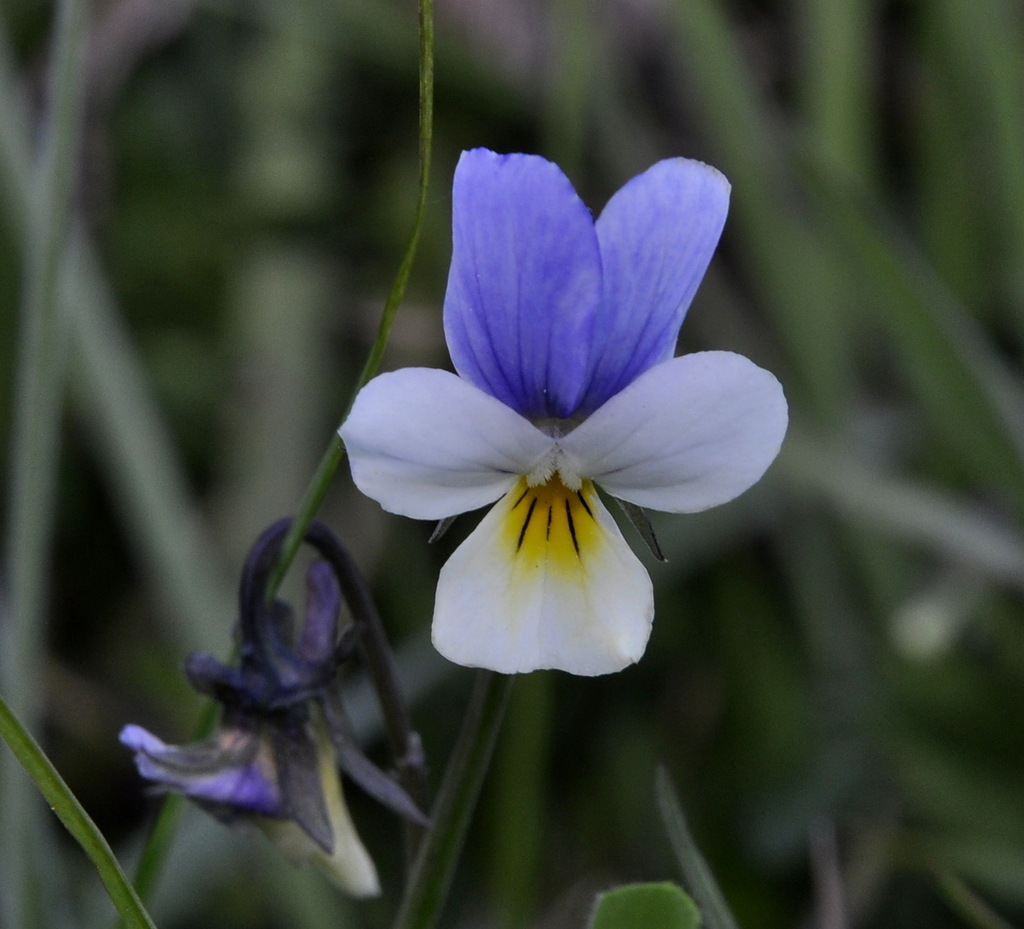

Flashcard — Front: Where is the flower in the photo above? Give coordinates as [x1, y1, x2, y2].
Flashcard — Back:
[120, 712, 381, 897]
[122, 519, 428, 895]
[341, 149, 788, 676]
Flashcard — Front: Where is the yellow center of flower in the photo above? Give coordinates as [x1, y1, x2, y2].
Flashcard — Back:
[503, 474, 601, 574]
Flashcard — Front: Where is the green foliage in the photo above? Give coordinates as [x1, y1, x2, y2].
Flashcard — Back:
[587, 883, 700, 929]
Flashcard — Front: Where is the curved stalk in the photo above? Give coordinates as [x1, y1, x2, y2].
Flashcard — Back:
[266, 0, 435, 599]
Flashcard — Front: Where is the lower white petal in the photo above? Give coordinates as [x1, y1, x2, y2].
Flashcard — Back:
[432, 477, 653, 676]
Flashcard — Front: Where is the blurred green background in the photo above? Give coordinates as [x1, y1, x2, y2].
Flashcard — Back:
[2, 0, 1024, 927]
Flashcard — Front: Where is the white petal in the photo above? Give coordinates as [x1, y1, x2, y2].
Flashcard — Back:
[340, 368, 555, 520]
[560, 352, 788, 512]
[432, 478, 653, 675]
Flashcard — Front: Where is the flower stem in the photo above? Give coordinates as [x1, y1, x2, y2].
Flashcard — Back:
[266, 0, 434, 600]
[392, 672, 514, 929]
[125, 794, 185, 909]
[266, 433, 345, 598]
[351, 0, 435, 401]
[0, 694, 158, 929]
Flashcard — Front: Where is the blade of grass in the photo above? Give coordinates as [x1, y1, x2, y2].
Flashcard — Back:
[2, 0, 85, 718]
[0, 695, 158, 929]
[542, 0, 596, 175]
[930, 0, 1024, 318]
[0, 23, 31, 221]
[780, 432, 1024, 592]
[655, 767, 741, 929]
[797, 157, 1024, 513]
[68, 250, 236, 655]
[1, 16, 234, 918]
[0, 7, 233, 662]
[671, 0, 854, 421]
[1, 0, 88, 923]
[935, 868, 1017, 929]
[798, 0, 877, 184]
[910, 23, 988, 312]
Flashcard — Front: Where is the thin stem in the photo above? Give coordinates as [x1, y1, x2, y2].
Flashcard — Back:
[392, 672, 514, 929]
[352, 0, 435, 400]
[266, 0, 435, 600]
[266, 434, 345, 599]
[0, 695, 158, 929]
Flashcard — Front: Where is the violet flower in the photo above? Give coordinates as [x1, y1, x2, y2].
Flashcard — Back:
[342, 149, 788, 675]
[122, 520, 426, 896]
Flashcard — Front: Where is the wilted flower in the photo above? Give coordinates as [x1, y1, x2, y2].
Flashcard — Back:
[120, 710, 380, 896]
[122, 520, 426, 896]
[341, 148, 788, 676]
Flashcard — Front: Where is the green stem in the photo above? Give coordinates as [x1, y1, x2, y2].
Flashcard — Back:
[392, 672, 514, 929]
[352, 0, 435, 400]
[125, 794, 185, 909]
[266, 0, 434, 599]
[0, 695, 158, 929]
[266, 433, 345, 598]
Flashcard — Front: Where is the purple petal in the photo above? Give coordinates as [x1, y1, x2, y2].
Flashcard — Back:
[185, 759, 282, 815]
[120, 723, 165, 755]
[443, 149, 602, 418]
[577, 158, 730, 413]
[299, 561, 340, 664]
[120, 724, 283, 816]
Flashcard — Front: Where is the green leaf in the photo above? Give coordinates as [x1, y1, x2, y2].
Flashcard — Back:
[0, 694, 158, 929]
[588, 883, 700, 929]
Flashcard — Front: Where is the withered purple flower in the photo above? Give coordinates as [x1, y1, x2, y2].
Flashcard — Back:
[121, 519, 426, 896]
